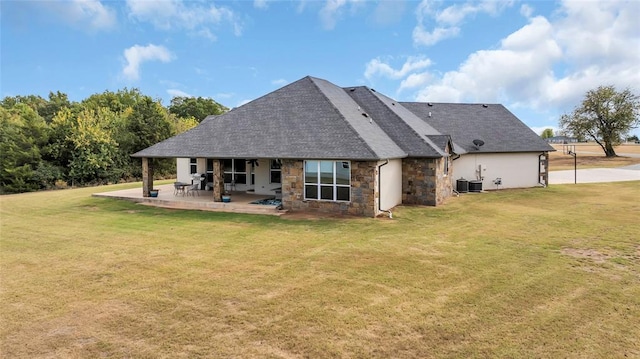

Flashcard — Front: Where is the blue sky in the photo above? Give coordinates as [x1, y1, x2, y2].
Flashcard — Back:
[2, 0, 639, 136]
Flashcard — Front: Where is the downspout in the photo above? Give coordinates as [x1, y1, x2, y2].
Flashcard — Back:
[377, 159, 392, 219]
[451, 154, 461, 196]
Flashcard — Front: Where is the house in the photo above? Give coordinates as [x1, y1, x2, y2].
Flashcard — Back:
[132, 76, 554, 217]
[402, 102, 554, 190]
[546, 135, 578, 144]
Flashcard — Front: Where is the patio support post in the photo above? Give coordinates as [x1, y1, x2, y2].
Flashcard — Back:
[142, 157, 154, 197]
[212, 159, 224, 202]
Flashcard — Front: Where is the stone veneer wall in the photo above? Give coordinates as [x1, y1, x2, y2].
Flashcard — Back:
[281, 160, 378, 217]
[402, 157, 453, 206]
[212, 159, 224, 202]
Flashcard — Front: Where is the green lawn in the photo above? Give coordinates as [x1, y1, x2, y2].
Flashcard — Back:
[1, 182, 639, 358]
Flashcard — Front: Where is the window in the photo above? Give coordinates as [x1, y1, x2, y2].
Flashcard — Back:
[206, 159, 214, 185]
[223, 159, 246, 184]
[189, 158, 197, 174]
[270, 159, 281, 183]
[304, 160, 350, 202]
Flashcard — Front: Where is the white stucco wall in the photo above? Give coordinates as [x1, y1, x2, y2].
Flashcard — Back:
[176, 158, 191, 183]
[378, 159, 403, 211]
[251, 158, 282, 195]
[453, 152, 545, 190]
[176, 158, 207, 184]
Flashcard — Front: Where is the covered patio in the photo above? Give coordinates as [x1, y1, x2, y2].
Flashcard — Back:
[93, 183, 285, 216]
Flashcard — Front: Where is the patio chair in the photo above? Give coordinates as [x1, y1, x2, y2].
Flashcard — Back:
[186, 183, 200, 196]
[174, 182, 186, 196]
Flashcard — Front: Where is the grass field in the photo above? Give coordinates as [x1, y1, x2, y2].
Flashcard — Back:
[1, 181, 639, 358]
[550, 143, 640, 170]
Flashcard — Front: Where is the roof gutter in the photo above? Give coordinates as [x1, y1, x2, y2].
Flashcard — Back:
[377, 159, 392, 219]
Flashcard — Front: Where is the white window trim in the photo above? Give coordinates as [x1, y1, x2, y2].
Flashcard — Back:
[303, 160, 351, 202]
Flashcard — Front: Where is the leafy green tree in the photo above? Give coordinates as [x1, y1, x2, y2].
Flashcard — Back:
[541, 128, 554, 139]
[170, 114, 199, 135]
[560, 86, 640, 157]
[1, 94, 47, 114]
[169, 96, 227, 122]
[0, 105, 49, 193]
[0, 92, 71, 123]
[47, 107, 76, 174]
[125, 97, 176, 177]
[83, 88, 145, 114]
[2, 87, 203, 192]
[49, 107, 120, 185]
[67, 108, 119, 184]
[40, 91, 72, 123]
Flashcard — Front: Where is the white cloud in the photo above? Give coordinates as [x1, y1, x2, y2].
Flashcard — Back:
[411, 0, 640, 116]
[126, 0, 242, 39]
[371, 0, 406, 26]
[319, 0, 347, 30]
[520, 4, 533, 18]
[415, 16, 563, 104]
[319, 0, 364, 30]
[412, 26, 460, 46]
[364, 56, 432, 80]
[122, 44, 175, 81]
[271, 78, 288, 86]
[254, 0, 268, 10]
[167, 89, 192, 97]
[44, 0, 117, 30]
[196, 28, 218, 41]
[413, 0, 513, 46]
[399, 72, 432, 92]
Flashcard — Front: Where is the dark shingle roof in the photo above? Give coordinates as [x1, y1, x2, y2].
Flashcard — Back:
[133, 77, 406, 160]
[401, 102, 555, 153]
[426, 135, 453, 153]
[133, 76, 553, 160]
[345, 87, 450, 157]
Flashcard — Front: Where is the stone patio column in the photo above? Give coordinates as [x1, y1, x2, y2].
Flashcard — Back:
[142, 157, 154, 197]
[212, 159, 224, 202]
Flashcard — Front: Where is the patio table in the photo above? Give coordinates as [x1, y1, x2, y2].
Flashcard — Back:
[174, 182, 188, 196]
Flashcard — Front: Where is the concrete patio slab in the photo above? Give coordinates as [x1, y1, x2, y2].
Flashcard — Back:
[93, 184, 286, 216]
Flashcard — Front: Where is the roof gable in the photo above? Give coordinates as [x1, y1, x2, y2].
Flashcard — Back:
[345, 87, 449, 157]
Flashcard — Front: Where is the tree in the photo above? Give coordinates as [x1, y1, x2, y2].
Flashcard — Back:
[560, 86, 640, 157]
[0, 105, 49, 193]
[540, 128, 554, 139]
[168, 96, 228, 122]
[67, 108, 119, 184]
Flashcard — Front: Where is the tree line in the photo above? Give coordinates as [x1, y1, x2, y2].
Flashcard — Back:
[1, 90, 227, 194]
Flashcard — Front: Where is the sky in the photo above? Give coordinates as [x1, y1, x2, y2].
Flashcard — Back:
[2, 0, 639, 137]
